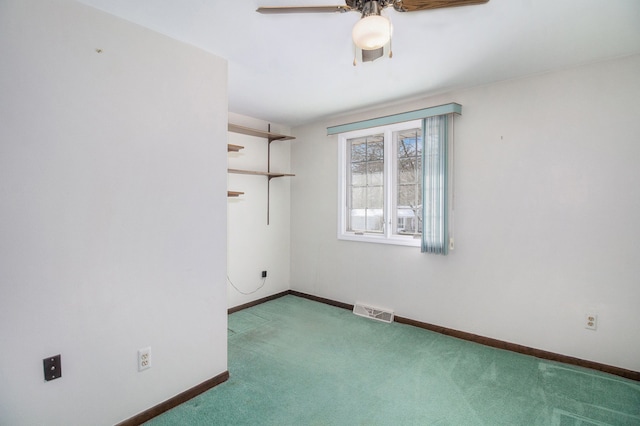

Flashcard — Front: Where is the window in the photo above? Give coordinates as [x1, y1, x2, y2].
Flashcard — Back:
[338, 120, 423, 246]
[332, 103, 459, 253]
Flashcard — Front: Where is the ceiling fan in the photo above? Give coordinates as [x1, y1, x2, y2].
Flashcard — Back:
[257, 0, 489, 63]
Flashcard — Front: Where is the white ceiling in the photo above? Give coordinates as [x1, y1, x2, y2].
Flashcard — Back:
[77, 0, 640, 127]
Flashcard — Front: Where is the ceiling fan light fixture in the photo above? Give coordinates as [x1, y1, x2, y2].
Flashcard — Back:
[352, 14, 392, 50]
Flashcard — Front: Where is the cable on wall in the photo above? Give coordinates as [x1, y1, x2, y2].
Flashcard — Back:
[227, 275, 267, 295]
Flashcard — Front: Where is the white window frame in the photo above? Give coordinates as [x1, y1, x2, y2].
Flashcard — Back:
[338, 119, 422, 247]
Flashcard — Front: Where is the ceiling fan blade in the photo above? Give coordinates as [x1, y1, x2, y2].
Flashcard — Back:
[256, 5, 352, 14]
[394, 0, 489, 12]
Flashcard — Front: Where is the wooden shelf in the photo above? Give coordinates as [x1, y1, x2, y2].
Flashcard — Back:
[228, 123, 295, 142]
[227, 144, 244, 152]
[227, 145, 244, 197]
[228, 123, 295, 224]
[228, 168, 295, 179]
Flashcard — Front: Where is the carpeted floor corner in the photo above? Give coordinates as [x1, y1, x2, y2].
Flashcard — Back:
[145, 295, 640, 425]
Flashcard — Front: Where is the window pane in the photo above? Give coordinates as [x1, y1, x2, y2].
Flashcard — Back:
[367, 185, 383, 209]
[347, 134, 385, 233]
[349, 209, 365, 231]
[350, 139, 367, 162]
[397, 129, 422, 158]
[394, 127, 423, 236]
[398, 158, 420, 184]
[366, 209, 383, 232]
[351, 162, 367, 186]
[351, 187, 366, 209]
[367, 161, 384, 185]
[398, 184, 417, 206]
[366, 138, 384, 160]
[397, 208, 421, 235]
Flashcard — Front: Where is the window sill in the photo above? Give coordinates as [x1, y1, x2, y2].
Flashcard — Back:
[338, 233, 420, 247]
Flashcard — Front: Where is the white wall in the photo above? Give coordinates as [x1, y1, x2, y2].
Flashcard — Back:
[227, 113, 292, 308]
[290, 55, 640, 372]
[0, 1, 228, 424]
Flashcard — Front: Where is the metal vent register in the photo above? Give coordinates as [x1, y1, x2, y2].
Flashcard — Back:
[353, 303, 394, 323]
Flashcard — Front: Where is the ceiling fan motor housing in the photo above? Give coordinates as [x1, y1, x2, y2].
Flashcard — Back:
[347, 0, 403, 13]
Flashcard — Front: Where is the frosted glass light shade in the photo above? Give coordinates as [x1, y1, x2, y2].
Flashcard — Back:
[352, 15, 392, 50]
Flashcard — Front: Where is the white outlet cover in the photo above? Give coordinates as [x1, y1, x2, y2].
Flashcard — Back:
[585, 314, 598, 330]
[138, 347, 151, 371]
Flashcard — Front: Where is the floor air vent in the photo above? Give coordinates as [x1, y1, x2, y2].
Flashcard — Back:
[353, 303, 394, 323]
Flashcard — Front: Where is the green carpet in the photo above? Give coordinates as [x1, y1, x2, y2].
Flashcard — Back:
[146, 295, 640, 425]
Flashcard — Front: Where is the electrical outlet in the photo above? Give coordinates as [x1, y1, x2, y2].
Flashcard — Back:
[138, 347, 151, 371]
[261, 270, 267, 278]
[585, 314, 598, 330]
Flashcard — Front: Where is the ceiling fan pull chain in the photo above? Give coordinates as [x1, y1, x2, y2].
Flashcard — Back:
[353, 43, 358, 66]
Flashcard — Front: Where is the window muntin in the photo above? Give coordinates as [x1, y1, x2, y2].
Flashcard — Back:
[339, 120, 422, 246]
